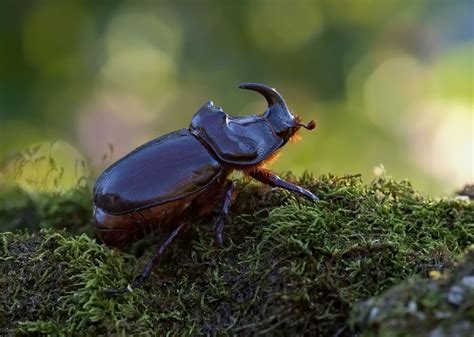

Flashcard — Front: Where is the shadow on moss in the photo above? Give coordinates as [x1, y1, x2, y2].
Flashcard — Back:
[0, 174, 472, 336]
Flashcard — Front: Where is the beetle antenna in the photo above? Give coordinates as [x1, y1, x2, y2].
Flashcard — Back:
[297, 120, 316, 130]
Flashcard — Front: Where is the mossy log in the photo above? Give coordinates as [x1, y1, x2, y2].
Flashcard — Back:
[0, 174, 472, 336]
[351, 247, 474, 337]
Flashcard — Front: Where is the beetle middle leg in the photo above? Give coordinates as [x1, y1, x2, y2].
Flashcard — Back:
[248, 168, 319, 201]
[213, 180, 235, 245]
[104, 222, 189, 295]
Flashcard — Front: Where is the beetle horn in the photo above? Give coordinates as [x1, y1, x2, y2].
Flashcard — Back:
[238, 83, 287, 108]
[238, 83, 296, 133]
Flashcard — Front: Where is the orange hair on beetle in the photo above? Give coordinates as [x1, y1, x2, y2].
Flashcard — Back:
[262, 150, 281, 167]
[290, 132, 301, 143]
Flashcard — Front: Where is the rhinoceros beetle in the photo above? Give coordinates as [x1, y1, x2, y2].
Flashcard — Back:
[93, 83, 317, 293]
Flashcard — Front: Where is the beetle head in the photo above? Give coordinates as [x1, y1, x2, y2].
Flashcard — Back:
[238, 83, 315, 143]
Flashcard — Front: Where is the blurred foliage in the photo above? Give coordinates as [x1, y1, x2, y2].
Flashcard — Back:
[0, 174, 472, 335]
[0, 0, 472, 196]
[0, 186, 92, 235]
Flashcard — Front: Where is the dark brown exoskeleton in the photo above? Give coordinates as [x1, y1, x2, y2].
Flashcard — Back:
[92, 83, 317, 293]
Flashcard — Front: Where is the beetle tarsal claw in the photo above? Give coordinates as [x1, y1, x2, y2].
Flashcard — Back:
[103, 286, 129, 296]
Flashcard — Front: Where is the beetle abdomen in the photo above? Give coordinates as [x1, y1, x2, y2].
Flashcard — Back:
[93, 196, 193, 249]
[94, 129, 222, 214]
[93, 173, 228, 249]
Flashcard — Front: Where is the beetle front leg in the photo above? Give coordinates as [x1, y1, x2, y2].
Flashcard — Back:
[248, 168, 319, 201]
[214, 180, 235, 245]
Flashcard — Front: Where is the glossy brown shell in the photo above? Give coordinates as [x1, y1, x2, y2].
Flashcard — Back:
[93, 173, 228, 249]
[93, 129, 223, 215]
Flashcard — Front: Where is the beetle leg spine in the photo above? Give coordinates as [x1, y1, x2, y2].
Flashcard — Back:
[214, 181, 235, 245]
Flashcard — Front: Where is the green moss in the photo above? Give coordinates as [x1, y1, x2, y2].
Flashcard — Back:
[0, 187, 92, 235]
[35, 187, 92, 235]
[351, 247, 474, 337]
[0, 230, 157, 335]
[0, 174, 472, 336]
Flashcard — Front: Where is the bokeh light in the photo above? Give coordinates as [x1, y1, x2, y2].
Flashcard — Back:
[99, 5, 181, 103]
[246, 1, 323, 52]
[0, 1, 472, 196]
[3, 141, 90, 193]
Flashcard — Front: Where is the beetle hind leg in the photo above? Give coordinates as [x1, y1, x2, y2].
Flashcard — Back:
[104, 222, 189, 295]
[214, 180, 235, 245]
[135, 222, 189, 286]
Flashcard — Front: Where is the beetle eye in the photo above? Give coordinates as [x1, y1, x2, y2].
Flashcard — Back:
[276, 129, 287, 138]
[277, 128, 293, 141]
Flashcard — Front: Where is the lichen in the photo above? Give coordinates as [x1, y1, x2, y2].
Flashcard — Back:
[0, 174, 472, 336]
[351, 247, 474, 337]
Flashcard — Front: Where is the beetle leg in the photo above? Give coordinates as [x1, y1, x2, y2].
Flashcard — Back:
[104, 223, 188, 295]
[214, 180, 235, 245]
[248, 168, 319, 201]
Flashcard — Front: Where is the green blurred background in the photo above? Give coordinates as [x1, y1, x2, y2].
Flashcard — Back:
[0, 0, 472, 196]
